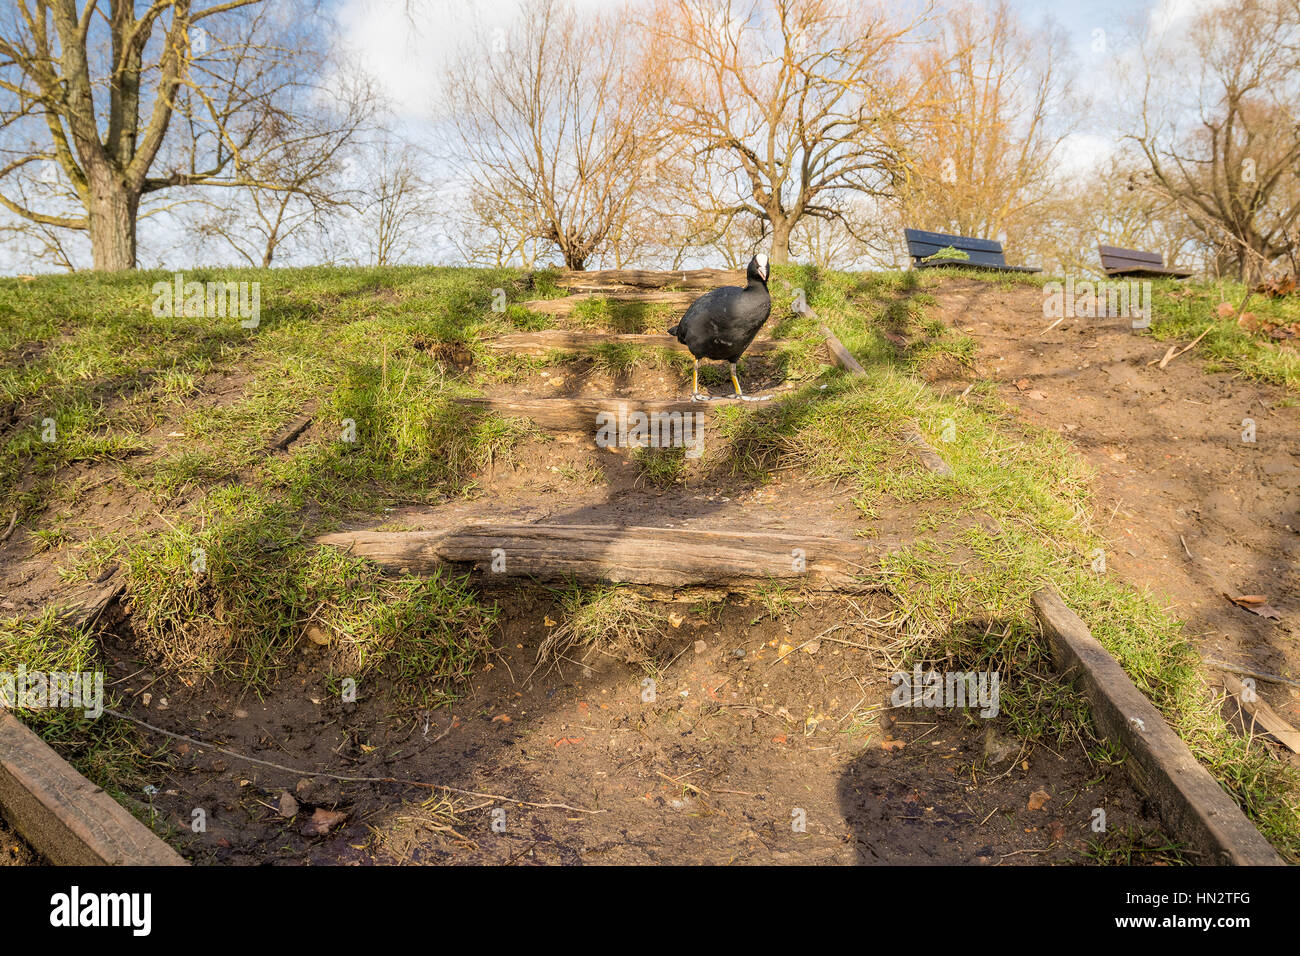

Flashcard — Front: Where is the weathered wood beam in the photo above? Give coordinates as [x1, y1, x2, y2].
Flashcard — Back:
[524, 290, 697, 316]
[451, 396, 734, 432]
[317, 523, 881, 591]
[483, 330, 780, 356]
[1032, 587, 1283, 866]
[0, 711, 187, 865]
[554, 268, 743, 291]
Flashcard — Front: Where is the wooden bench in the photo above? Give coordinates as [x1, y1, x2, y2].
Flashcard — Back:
[1098, 245, 1193, 279]
[904, 228, 1040, 273]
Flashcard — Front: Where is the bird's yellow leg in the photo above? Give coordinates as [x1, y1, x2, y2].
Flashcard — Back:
[730, 362, 743, 398]
[692, 358, 699, 396]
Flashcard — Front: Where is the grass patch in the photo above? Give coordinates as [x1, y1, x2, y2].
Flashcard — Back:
[538, 585, 666, 666]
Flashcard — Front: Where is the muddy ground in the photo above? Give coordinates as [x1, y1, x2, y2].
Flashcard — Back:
[927, 280, 1300, 747]
[103, 591, 1161, 865]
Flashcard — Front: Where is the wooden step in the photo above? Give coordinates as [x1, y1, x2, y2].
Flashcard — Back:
[524, 290, 697, 316]
[317, 522, 880, 590]
[0, 710, 187, 865]
[451, 395, 733, 432]
[555, 268, 743, 291]
[484, 330, 781, 356]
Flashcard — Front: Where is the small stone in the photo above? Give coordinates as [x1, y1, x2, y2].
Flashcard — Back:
[278, 792, 299, 819]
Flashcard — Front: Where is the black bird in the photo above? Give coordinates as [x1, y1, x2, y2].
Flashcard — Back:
[667, 253, 771, 400]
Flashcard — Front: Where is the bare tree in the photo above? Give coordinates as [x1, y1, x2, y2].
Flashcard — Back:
[648, 0, 921, 264]
[188, 68, 381, 268]
[444, 0, 663, 270]
[895, 0, 1068, 254]
[1132, 0, 1300, 282]
[0, 0, 335, 270]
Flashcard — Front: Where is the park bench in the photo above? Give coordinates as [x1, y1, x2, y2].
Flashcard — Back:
[1097, 244, 1193, 279]
[904, 228, 1040, 273]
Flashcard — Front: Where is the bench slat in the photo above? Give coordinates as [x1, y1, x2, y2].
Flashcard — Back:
[905, 228, 1003, 254]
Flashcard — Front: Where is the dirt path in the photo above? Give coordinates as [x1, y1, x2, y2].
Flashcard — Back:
[929, 279, 1300, 738]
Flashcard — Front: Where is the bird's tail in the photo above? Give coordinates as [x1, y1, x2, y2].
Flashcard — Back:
[666, 322, 681, 340]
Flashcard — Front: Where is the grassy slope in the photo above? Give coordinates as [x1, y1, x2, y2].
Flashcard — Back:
[0, 263, 1295, 859]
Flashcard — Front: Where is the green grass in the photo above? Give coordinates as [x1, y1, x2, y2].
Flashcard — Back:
[537, 585, 666, 666]
[1148, 281, 1300, 390]
[0, 265, 534, 702]
[0, 610, 153, 793]
[2, 261, 1296, 861]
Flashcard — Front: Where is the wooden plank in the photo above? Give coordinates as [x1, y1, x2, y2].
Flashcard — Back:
[523, 290, 697, 316]
[1032, 588, 1283, 865]
[317, 523, 880, 590]
[820, 325, 866, 375]
[451, 396, 730, 432]
[0, 710, 187, 866]
[1098, 245, 1163, 266]
[56, 571, 124, 630]
[902, 422, 955, 477]
[1222, 673, 1300, 753]
[555, 268, 742, 291]
[484, 330, 780, 356]
[1103, 265, 1194, 279]
[904, 228, 1003, 254]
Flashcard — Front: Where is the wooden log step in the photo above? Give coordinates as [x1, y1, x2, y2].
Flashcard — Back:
[0, 710, 187, 865]
[483, 330, 781, 356]
[524, 290, 697, 316]
[555, 268, 743, 291]
[1032, 588, 1282, 865]
[317, 523, 879, 590]
[451, 395, 732, 432]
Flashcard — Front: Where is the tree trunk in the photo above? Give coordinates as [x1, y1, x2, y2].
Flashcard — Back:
[769, 216, 793, 264]
[87, 177, 139, 271]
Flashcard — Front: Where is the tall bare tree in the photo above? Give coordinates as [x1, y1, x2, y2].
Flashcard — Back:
[0, 0, 330, 270]
[444, 0, 663, 270]
[648, 0, 921, 264]
[1132, 0, 1300, 281]
[895, 0, 1068, 254]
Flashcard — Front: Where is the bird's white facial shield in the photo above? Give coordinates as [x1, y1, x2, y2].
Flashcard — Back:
[756, 254, 769, 280]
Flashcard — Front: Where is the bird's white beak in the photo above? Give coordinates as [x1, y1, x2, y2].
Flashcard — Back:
[757, 255, 769, 280]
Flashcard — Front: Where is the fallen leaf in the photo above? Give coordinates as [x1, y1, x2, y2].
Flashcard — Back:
[881, 739, 905, 752]
[668, 612, 684, 628]
[1215, 302, 1235, 317]
[1024, 389, 1047, 401]
[492, 713, 512, 723]
[277, 792, 299, 819]
[1027, 789, 1051, 811]
[300, 807, 348, 836]
[1226, 593, 1283, 619]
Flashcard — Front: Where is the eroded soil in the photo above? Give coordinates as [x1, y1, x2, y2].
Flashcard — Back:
[929, 279, 1300, 744]
[103, 592, 1161, 865]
